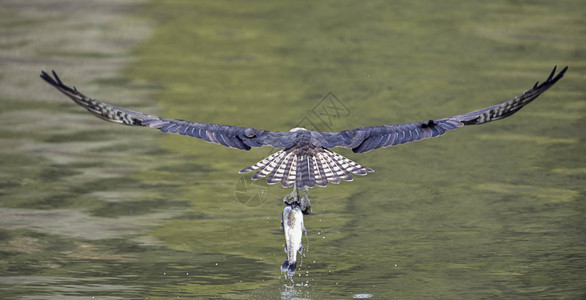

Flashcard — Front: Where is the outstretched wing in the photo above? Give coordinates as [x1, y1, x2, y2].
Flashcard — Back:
[40, 71, 298, 150]
[318, 66, 568, 153]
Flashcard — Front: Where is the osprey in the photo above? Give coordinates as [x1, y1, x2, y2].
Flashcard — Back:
[40, 66, 567, 214]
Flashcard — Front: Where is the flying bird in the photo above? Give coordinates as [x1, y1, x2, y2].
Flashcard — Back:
[40, 66, 567, 214]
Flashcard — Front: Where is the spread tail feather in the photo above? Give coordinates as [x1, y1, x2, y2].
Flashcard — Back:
[267, 152, 295, 184]
[240, 149, 374, 188]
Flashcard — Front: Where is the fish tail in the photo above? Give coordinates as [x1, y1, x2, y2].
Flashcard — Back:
[280, 259, 289, 273]
[281, 259, 297, 276]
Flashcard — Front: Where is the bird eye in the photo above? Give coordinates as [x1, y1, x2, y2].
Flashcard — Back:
[244, 128, 256, 138]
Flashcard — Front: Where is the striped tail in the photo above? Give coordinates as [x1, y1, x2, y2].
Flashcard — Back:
[239, 149, 373, 188]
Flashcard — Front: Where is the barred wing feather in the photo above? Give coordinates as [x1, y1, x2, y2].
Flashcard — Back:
[321, 66, 567, 153]
[40, 70, 297, 150]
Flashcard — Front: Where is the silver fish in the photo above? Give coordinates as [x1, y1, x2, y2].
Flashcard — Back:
[281, 205, 306, 276]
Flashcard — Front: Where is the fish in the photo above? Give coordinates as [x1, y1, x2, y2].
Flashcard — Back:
[281, 205, 306, 277]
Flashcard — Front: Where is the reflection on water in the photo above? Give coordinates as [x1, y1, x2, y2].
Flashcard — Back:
[1, 0, 585, 298]
[281, 284, 311, 300]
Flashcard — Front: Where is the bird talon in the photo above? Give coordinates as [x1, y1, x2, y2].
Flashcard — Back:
[300, 186, 312, 215]
[283, 190, 298, 206]
[300, 198, 312, 215]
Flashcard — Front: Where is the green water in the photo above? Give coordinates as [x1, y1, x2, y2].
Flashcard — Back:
[1, 0, 585, 298]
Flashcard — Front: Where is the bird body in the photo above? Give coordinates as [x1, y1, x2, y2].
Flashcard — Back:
[240, 127, 373, 188]
[40, 66, 568, 276]
[40, 66, 568, 193]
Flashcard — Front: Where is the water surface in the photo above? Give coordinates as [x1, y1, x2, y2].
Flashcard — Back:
[0, 0, 585, 298]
